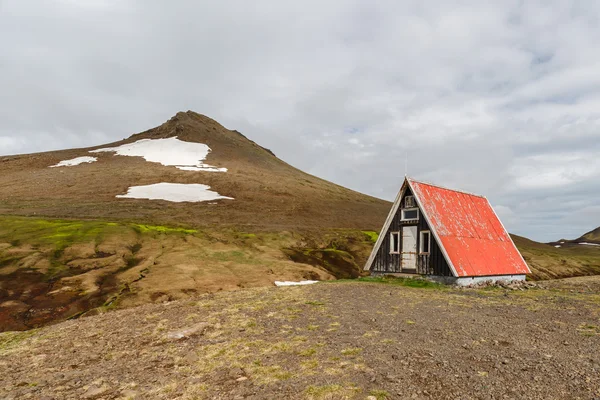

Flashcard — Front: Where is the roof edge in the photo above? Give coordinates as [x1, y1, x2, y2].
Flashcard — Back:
[407, 177, 486, 199]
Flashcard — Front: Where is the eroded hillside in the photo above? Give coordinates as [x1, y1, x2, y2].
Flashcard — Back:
[0, 216, 377, 332]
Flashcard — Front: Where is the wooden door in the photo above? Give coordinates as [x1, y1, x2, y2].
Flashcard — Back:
[401, 226, 417, 271]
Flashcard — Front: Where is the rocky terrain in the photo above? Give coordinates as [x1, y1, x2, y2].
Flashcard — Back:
[1, 277, 599, 399]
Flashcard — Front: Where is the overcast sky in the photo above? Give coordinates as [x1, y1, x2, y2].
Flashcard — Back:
[1, 1, 599, 242]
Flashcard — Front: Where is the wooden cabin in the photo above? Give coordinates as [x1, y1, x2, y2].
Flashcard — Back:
[364, 177, 530, 285]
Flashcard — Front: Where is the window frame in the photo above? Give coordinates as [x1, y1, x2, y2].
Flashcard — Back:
[401, 207, 420, 221]
[389, 231, 400, 254]
[404, 195, 416, 208]
[420, 230, 431, 255]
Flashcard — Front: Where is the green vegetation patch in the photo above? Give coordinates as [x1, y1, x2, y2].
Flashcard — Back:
[0, 330, 38, 355]
[130, 223, 197, 235]
[333, 275, 444, 289]
[362, 230, 379, 243]
[305, 384, 361, 399]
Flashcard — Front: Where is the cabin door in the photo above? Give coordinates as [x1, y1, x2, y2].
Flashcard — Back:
[401, 226, 417, 271]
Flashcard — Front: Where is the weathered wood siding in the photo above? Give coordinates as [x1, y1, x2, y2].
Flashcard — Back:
[371, 187, 452, 276]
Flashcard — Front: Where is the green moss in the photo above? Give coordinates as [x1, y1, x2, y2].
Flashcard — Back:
[305, 384, 344, 398]
[362, 230, 379, 243]
[0, 217, 119, 251]
[131, 224, 197, 235]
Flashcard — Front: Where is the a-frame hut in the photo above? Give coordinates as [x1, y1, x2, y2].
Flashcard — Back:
[364, 177, 530, 285]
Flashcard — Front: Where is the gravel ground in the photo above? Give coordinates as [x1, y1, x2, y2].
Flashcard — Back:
[1, 280, 599, 400]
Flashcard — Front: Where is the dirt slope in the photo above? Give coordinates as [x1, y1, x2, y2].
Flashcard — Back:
[0, 111, 390, 230]
[1, 280, 599, 399]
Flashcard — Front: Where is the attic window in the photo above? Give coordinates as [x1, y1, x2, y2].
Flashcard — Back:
[390, 232, 400, 254]
[420, 230, 431, 254]
[404, 195, 416, 208]
[401, 208, 419, 221]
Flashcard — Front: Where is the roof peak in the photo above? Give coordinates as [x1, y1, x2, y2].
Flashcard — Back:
[406, 176, 486, 199]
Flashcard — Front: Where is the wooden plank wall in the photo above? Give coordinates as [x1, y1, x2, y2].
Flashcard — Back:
[371, 187, 452, 276]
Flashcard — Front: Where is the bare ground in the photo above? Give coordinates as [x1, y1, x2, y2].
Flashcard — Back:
[1, 279, 599, 400]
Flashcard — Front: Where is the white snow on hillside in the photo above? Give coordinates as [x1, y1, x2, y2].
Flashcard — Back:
[116, 183, 233, 202]
[274, 280, 319, 286]
[579, 242, 600, 247]
[50, 156, 97, 168]
[90, 137, 227, 172]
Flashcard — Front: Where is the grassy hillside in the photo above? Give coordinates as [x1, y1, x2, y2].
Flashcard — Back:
[512, 234, 600, 280]
[0, 216, 378, 332]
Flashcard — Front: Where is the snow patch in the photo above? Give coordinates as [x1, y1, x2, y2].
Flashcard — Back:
[176, 166, 227, 172]
[116, 183, 233, 203]
[274, 280, 319, 287]
[90, 137, 227, 172]
[554, 245, 561, 248]
[50, 156, 97, 168]
[579, 242, 600, 247]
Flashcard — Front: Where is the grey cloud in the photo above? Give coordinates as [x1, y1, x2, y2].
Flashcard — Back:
[1, 0, 599, 241]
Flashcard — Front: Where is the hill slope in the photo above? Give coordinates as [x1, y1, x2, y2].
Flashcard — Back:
[580, 227, 600, 243]
[0, 111, 389, 230]
[513, 234, 600, 280]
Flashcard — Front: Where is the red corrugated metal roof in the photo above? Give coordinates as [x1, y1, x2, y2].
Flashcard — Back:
[409, 178, 530, 277]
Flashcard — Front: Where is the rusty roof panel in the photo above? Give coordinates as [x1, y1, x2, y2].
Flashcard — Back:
[409, 179, 530, 277]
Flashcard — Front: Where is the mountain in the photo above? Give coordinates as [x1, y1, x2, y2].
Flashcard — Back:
[580, 227, 600, 243]
[0, 111, 389, 230]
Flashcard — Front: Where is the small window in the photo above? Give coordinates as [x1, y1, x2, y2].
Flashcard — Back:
[420, 231, 431, 254]
[401, 208, 419, 221]
[390, 232, 400, 254]
[404, 195, 416, 208]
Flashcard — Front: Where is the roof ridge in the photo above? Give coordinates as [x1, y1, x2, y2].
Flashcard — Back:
[407, 177, 486, 199]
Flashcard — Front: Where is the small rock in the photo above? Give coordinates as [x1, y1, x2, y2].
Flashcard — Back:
[165, 322, 209, 341]
[120, 389, 138, 398]
[236, 377, 248, 382]
[185, 351, 199, 363]
[83, 385, 110, 399]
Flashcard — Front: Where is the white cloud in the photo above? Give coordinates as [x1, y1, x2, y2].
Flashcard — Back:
[0, 0, 599, 241]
